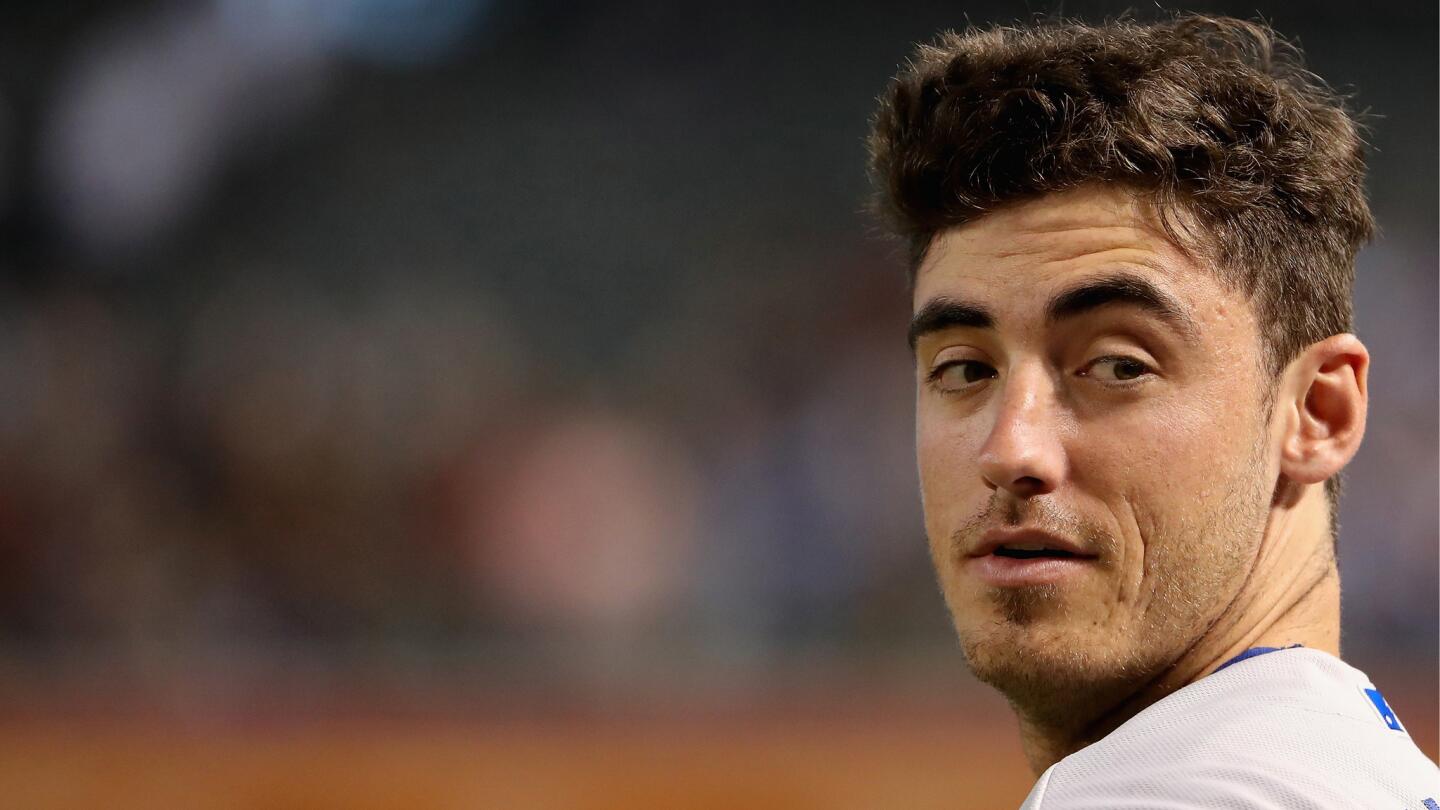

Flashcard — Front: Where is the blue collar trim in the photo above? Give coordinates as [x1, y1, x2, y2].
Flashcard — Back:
[1215, 643, 1304, 673]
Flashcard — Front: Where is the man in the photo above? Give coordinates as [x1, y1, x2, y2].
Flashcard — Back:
[868, 15, 1439, 807]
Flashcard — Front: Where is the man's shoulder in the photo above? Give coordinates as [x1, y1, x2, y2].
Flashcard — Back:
[1020, 648, 1440, 809]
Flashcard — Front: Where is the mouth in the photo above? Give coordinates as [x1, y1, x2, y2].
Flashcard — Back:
[990, 545, 1081, 560]
[964, 529, 1099, 587]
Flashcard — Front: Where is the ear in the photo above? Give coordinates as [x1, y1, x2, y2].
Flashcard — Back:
[1277, 333, 1369, 485]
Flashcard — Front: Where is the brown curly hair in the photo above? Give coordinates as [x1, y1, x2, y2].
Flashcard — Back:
[869, 14, 1373, 383]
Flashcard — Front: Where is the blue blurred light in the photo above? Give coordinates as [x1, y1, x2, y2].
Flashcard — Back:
[335, 0, 489, 65]
[221, 0, 490, 66]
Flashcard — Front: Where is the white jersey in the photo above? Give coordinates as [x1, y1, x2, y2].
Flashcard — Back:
[1019, 647, 1440, 809]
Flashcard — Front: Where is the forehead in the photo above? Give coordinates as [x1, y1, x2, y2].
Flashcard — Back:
[913, 187, 1224, 315]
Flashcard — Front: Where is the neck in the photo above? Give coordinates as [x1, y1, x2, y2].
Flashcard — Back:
[1015, 485, 1342, 774]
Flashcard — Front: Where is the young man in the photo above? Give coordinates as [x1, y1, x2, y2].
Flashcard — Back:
[868, 15, 1439, 807]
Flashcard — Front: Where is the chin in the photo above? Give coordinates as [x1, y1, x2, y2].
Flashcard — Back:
[952, 595, 1146, 725]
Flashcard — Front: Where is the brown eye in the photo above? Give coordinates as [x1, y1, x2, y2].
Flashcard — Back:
[1085, 356, 1153, 383]
[933, 360, 998, 391]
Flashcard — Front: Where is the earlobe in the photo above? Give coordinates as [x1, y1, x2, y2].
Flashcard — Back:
[1279, 334, 1369, 485]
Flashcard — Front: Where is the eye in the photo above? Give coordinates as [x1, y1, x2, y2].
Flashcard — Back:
[929, 360, 998, 392]
[1081, 355, 1154, 384]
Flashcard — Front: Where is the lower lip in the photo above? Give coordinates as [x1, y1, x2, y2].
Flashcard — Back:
[965, 554, 1096, 586]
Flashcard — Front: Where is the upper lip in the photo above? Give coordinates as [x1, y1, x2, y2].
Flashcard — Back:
[969, 528, 1097, 558]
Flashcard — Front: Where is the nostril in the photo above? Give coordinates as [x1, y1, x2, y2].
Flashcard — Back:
[1012, 475, 1048, 495]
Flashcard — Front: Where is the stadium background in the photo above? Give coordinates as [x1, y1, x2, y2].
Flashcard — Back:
[0, 1, 1433, 807]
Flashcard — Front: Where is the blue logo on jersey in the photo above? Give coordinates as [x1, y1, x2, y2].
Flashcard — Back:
[1419, 797, 1437, 810]
[1362, 687, 1403, 731]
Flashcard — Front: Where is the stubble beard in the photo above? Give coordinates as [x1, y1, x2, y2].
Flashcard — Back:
[991, 583, 1059, 626]
[944, 445, 1271, 733]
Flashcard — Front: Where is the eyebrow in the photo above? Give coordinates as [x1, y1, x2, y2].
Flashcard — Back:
[907, 299, 995, 352]
[907, 271, 1198, 353]
[1044, 273, 1198, 342]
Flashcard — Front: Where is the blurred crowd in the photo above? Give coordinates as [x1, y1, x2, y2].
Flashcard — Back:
[0, 0, 1432, 690]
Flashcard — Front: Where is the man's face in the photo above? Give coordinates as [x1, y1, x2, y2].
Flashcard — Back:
[911, 187, 1278, 720]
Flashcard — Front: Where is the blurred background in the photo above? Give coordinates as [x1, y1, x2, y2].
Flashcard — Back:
[0, 1, 1432, 807]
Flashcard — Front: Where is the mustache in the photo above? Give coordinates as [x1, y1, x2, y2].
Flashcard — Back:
[950, 495, 1114, 558]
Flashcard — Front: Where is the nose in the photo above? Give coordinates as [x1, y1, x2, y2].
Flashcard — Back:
[977, 364, 1066, 498]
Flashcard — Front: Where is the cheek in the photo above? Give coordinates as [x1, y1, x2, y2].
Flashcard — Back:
[1083, 386, 1264, 530]
[915, 404, 984, 533]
